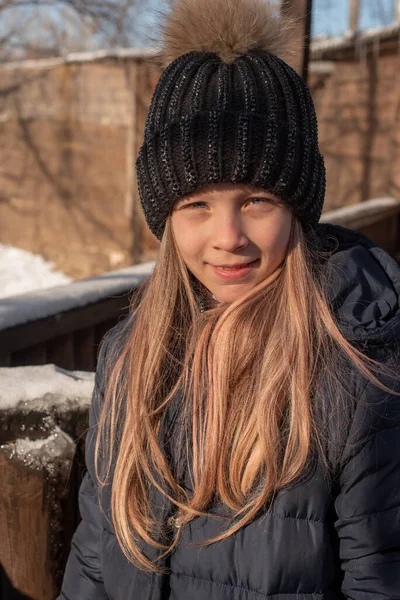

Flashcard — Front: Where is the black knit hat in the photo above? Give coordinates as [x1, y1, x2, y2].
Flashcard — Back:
[136, 0, 326, 240]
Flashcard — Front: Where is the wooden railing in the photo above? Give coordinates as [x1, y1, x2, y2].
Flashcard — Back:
[0, 262, 154, 369]
[320, 197, 400, 258]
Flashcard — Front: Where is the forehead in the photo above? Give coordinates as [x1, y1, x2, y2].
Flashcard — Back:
[183, 183, 272, 201]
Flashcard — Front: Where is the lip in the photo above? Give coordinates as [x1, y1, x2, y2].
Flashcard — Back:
[208, 259, 260, 280]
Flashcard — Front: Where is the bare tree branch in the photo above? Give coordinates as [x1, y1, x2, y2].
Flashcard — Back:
[0, 0, 154, 60]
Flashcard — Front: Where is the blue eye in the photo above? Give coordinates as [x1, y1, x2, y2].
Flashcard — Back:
[181, 201, 207, 210]
[249, 197, 270, 205]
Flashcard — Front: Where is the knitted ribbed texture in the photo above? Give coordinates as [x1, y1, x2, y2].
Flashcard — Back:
[136, 51, 326, 239]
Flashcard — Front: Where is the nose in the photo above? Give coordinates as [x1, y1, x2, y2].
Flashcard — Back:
[211, 213, 249, 252]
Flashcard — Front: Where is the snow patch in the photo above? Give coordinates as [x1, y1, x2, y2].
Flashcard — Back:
[0, 364, 94, 411]
[0, 261, 154, 331]
[0, 244, 72, 299]
[4, 426, 75, 475]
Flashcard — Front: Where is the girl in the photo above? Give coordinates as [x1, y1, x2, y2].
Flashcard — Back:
[59, 0, 400, 598]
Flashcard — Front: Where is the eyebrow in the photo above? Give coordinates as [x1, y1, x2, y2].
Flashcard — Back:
[180, 189, 277, 203]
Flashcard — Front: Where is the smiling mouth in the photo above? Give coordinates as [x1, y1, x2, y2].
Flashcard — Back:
[213, 259, 260, 270]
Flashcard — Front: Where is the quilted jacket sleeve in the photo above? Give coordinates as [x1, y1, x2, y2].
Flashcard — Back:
[57, 338, 111, 600]
[335, 360, 400, 598]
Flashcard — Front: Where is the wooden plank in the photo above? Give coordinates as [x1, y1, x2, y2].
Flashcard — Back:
[0, 454, 56, 600]
[349, 0, 360, 34]
[94, 317, 123, 358]
[396, 0, 400, 21]
[1, 294, 131, 356]
[73, 326, 96, 371]
[46, 333, 75, 370]
[11, 343, 47, 367]
[321, 197, 400, 229]
[302, 0, 313, 82]
[359, 218, 398, 256]
[0, 354, 11, 367]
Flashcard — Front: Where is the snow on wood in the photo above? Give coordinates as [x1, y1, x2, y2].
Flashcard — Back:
[0, 244, 71, 299]
[0, 363, 94, 598]
[320, 196, 400, 229]
[7, 427, 75, 475]
[0, 364, 94, 411]
[3, 47, 157, 70]
[311, 22, 400, 58]
[0, 261, 154, 332]
[0, 425, 78, 598]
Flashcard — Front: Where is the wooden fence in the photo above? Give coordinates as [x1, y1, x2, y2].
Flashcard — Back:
[0, 262, 154, 369]
[0, 263, 154, 598]
[320, 196, 400, 257]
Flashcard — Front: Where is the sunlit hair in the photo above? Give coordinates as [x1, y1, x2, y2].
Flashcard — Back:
[95, 216, 393, 573]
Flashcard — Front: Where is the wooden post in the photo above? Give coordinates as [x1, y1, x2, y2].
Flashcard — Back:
[46, 333, 75, 370]
[395, 0, 400, 21]
[349, 0, 360, 35]
[302, 0, 313, 83]
[0, 455, 56, 600]
[0, 365, 94, 598]
[0, 431, 77, 600]
[281, 0, 313, 81]
[125, 60, 143, 265]
[73, 326, 96, 371]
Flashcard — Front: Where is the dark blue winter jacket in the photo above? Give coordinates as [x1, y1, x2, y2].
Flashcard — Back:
[59, 224, 400, 599]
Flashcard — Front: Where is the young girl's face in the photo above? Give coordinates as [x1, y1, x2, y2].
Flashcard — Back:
[171, 183, 292, 304]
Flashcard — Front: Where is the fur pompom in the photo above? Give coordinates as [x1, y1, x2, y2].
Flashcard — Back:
[157, 0, 296, 68]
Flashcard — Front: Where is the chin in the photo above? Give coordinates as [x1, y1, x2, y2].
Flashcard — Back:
[213, 285, 251, 304]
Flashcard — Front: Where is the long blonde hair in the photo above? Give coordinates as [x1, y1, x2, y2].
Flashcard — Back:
[95, 217, 390, 572]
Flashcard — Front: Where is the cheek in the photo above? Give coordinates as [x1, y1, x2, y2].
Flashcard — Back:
[256, 214, 292, 260]
[171, 217, 204, 266]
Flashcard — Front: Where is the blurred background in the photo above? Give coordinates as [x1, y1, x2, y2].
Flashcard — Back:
[1, 2, 400, 599]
